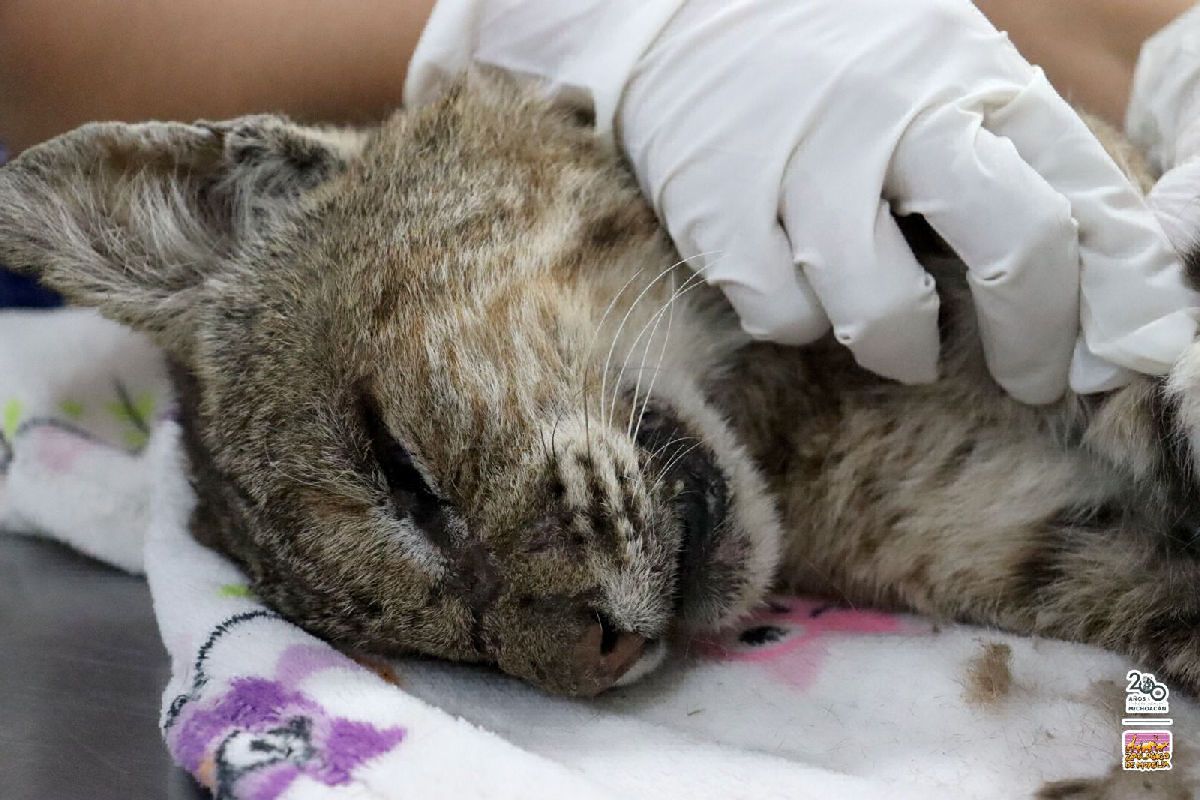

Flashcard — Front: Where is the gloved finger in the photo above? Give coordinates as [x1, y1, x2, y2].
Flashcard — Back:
[1127, 5, 1200, 172]
[1148, 157, 1200, 256]
[1072, 154, 1200, 394]
[1069, 337, 1134, 396]
[693, 220, 832, 346]
[654, 155, 832, 345]
[984, 69, 1197, 387]
[888, 101, 1078, 405]
[780, 167, 940, 384]
[1179, 119, 1200, 170]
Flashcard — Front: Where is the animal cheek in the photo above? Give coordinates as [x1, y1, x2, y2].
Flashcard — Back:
[518, 513, 585, 555]
[403, 585, 485, 662]
[487, 618, 583, 693]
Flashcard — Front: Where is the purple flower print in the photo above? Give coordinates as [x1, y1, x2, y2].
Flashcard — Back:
[165, 618, 406, 800]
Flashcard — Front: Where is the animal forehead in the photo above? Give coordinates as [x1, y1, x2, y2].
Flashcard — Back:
[347, 132, 564, 223]
[297, 145, 605, 313]
[341, 126, 594, 248]
[359, 276, 577, 375]
[308, 213, 574, 331]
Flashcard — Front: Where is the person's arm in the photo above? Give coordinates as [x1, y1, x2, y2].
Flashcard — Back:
[976, 0, 1194, 125]
[0, 0, 436, 153]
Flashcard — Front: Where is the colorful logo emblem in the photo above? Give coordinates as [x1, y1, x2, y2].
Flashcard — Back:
[1123, 670, 1172, 772]
[1123, 731, 1172, 772]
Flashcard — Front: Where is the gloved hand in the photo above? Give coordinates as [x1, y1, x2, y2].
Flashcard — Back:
[1128, 4, 1200, 174]
[407, 0, 1197, 403]
[1129, 4, 1200, 259]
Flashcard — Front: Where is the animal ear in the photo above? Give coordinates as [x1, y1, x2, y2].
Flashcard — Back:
[0, 117, 365, 350]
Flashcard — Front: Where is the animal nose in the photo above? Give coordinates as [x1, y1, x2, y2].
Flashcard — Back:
[572, 619, 647, 695]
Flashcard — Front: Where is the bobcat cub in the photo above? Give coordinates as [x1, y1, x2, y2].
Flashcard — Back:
[1, 75, 1199, 697]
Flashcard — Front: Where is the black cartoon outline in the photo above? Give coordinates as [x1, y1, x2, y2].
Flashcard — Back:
[163, 610, 283, 732]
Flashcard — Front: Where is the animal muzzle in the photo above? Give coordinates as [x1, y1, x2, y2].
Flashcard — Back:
[569, 618, 648, 696]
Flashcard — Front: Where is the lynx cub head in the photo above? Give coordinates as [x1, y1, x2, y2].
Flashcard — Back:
[0, 76, 781, 695]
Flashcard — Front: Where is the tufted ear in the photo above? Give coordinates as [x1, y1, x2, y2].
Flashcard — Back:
[0, 117, 366, 352]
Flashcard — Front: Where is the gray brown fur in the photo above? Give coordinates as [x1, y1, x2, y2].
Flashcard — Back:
[2, 74, 1199, 697]
[964, 641, 1014, 707]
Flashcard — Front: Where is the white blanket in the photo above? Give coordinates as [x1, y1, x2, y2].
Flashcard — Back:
[3, 307, 1196, 799]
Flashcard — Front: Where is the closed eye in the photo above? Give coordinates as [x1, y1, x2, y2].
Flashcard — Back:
[359, 393, 440, 520]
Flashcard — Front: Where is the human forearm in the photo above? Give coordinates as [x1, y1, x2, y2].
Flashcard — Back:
[977, 0, 1195, 124]
[0, 0, 435, 153]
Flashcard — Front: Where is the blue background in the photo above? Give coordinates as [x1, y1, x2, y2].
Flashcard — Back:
[1, 140, 64, 308]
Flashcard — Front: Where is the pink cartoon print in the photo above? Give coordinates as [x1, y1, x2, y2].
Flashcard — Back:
[27, 424, 95, 473]
[696, 596, 929, 691]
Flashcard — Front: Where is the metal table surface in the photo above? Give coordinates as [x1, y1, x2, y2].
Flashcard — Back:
[0, 534, 208, 799]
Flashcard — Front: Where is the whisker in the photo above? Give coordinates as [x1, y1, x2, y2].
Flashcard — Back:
[601, 263, 682, 429]
[606, 257, 719, 429]
[599, 251, 720, 429]
[584, 267, 645, 428]
[651, 442, 704, 493]
[645, 435, 699, 464]
[549, 412, 564, 467]
[613, 268, 713, 435]
[581, 372, 594, 464]
[631, 268, 712, 442]
[626, 271, 675, 438]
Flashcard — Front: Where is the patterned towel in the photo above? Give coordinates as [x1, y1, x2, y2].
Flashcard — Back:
[3, 307, 1197, 799]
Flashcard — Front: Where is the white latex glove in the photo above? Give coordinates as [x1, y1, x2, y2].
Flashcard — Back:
[1128, 3, 1200, 174]
[1128, 3, 1200, 262]
[407, 0, 1197, 403]
[1149, 160, 1200, 260]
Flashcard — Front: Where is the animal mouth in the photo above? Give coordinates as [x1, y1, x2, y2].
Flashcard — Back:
[632, 405, 730, 615]
[671, 451, 729, 613]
